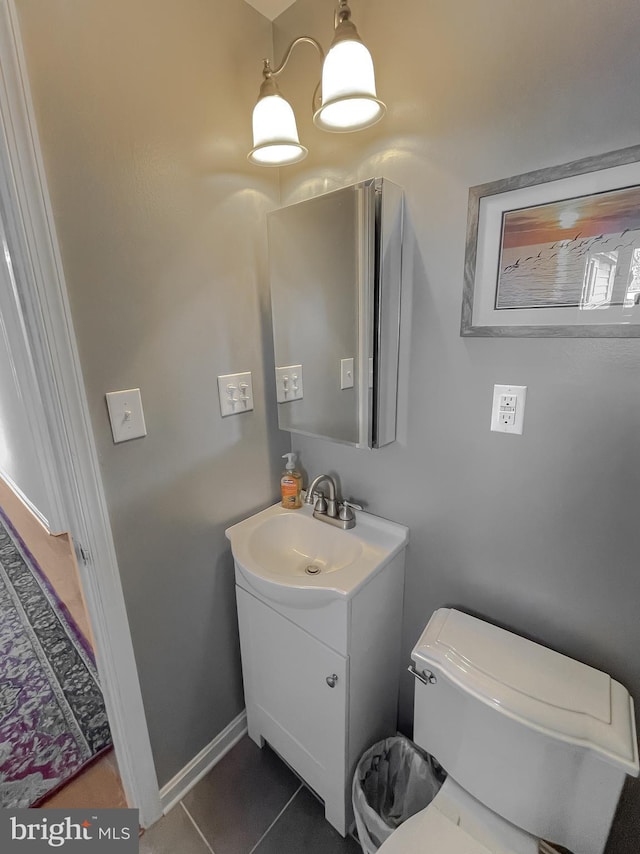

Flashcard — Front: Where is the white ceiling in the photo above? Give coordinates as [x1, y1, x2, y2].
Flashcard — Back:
[244, 0, 297, 21]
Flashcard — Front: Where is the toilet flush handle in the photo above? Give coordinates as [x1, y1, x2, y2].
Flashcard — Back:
[408, 665, 437, 685]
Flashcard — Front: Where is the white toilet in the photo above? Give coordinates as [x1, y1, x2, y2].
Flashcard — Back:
[379, 608, 639, 854]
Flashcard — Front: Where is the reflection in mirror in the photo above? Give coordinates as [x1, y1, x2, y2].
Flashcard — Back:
[268, 178, 403, 448]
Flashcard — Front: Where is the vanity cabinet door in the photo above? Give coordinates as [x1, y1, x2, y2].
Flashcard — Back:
[237, 588, 348, 802]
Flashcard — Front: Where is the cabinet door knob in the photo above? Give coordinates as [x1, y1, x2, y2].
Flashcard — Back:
[326, 674, 338, 688]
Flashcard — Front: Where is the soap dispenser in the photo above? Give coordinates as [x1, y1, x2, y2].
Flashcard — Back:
[281, 453, 302, 509]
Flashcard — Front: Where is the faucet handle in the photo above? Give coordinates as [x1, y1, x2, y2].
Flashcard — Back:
[313, 490, 328, 514]
[338, 499, 363, 521]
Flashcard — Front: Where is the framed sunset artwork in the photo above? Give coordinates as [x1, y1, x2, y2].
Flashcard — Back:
[461, 145, 640, 336]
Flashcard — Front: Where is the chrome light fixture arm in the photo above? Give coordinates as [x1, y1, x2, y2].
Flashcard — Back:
[266, 36, 324, 79]
[260, 37, 324, 115]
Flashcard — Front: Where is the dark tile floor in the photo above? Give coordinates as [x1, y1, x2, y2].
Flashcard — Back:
[140, 736, 361, 854]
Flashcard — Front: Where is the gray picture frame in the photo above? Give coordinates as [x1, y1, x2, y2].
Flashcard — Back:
[461, 144, 640, 337]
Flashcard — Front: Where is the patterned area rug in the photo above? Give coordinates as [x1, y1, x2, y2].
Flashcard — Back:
[0, 508, 112, 807]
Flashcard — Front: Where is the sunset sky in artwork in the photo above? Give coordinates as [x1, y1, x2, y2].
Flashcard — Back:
[501, 185, 640, 249]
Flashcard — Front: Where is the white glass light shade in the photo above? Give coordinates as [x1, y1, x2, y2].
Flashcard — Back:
[248, 94, 307, 166]
[314, 40, 386, 132]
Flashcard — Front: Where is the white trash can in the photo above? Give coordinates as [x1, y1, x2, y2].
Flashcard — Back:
[352, 735, 445, 854]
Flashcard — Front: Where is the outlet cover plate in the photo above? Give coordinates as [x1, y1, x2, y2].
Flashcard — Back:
[491, 384, 527, 434]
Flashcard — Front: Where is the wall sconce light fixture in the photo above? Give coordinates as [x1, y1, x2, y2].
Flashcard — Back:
[248, 0, 385, 167]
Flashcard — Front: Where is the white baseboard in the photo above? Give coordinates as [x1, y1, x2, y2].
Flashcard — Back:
[0, 468, 50, 531]
[159, 711, 247, 814]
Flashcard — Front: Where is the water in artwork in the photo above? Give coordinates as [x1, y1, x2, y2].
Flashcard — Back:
[496, 185, 640, 311]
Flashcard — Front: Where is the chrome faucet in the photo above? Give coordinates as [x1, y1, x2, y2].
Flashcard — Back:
[305, 474, 339, 517]
[305, 474, 362, 530]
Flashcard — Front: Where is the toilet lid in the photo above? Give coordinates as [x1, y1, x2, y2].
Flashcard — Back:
[411, 609, 638, 774]
[377, 777, 539, 854]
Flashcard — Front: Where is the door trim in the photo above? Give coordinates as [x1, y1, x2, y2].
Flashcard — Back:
[0, 0, 161, 826]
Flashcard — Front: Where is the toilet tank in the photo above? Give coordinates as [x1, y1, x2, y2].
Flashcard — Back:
[411, 609, 639, 854]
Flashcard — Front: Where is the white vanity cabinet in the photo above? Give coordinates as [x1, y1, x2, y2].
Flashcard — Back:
[235, 548, 406, 837]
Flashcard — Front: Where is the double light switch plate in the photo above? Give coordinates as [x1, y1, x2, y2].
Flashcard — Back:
[275, 365, 303, 403]
[218, 372, 254, 416]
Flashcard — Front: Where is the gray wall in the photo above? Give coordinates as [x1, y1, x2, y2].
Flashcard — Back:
[274, 0, 640, 849]
[16, 0, 288, 786]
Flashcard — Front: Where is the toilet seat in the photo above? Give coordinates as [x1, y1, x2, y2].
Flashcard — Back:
[377, 777, 539, 854]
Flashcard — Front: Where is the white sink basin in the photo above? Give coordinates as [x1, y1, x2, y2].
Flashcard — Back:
[226, 502, 408, 607]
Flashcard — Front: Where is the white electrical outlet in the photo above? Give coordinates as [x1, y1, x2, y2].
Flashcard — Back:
[275, 365, 303, 403]
[491, 384, 527, 434]
[105, 388, 147, 443]
[218, 372, 254, 417]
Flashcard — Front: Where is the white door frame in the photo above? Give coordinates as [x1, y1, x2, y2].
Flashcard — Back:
[0, 0, 162, 827]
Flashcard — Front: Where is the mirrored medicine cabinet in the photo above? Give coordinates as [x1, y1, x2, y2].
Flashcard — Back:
[268, 178, 403, 448]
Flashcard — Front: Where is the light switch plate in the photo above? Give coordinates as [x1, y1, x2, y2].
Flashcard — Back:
[340, 357, 354, 390]
[275, 365, 303, 403]
[491, 384, 527, 434]
[218, 372, 254, 417]
[105, 388, 147, 443]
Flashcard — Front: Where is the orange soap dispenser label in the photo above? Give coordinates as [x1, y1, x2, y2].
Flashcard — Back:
[281, 476, 297, 497]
